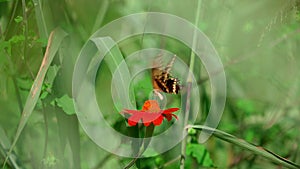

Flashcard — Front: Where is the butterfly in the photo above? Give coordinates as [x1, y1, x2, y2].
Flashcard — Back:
[151, 56, 180, 94]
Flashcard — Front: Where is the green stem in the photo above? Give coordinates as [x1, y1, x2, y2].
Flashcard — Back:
[3, 0, 19, 40]
[180, 1, 202, 168]
[124, 125, 155, 169]
[21, 0, 28, 60]
[187, 0, 202, 82]
[187, 125, 300, 169]
[42, 103, 48, 158]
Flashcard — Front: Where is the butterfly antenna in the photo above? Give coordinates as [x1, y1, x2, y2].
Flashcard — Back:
[153, 53, 164, 69]
[165, 55, 176, 74]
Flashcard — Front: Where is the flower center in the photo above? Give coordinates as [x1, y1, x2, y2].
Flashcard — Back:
[142, 100, 161, 113]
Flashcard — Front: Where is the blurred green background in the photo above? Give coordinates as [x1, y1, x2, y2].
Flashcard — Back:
[0, 0, 300, 168]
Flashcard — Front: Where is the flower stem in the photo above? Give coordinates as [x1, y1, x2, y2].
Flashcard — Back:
[124, 125, 154, 169]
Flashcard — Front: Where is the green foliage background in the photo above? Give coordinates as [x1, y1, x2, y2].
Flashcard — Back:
[0, 0, 300, 168]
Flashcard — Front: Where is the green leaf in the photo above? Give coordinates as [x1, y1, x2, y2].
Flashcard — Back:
[14, 16, 23, 23]
[0, 40, 9, 50]
[244, 129, 255, 142]
[91, 37, 135, 110]
[236, 99, 255, 115]
[45, 65, 60, 85]
[3, 28, 68, 167]
[55, 95, 76, 115]
[0, 40, 11, 56]
[16, 78, 33, 90]
[188, 128, 197, 135]
[40, 88, 49, 100]
[8, 35, 25, 44]
[36, 38, 48, 47]
[154, 156, 164, 167]
[40, 65, 60, 100]
[40, 83, 52, 100]
[42, 153, 58, 167]
[186, 143, 214, 167]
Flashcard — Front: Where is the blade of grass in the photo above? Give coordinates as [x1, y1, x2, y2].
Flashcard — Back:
[91, 37, 135, 110]
[187, 125, 300, 169]
[2, 28, 68, 168]
[32, 0, 49, 39]
[0, 126, 21, 169]
[91, 0, 109, 33]
[91, 37, 140, 169]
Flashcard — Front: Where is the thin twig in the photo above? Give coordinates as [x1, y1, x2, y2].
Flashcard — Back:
[124, 158, 139, 169]
[198, 48, 257, 85]
[157, 155, 180, 169]
[270, 28, 300, 47]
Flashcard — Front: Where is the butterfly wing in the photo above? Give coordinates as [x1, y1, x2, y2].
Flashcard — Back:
[151, 56, 180, 94]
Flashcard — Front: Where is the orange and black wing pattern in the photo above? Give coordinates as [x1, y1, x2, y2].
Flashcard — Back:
[151, 56, 180, 94]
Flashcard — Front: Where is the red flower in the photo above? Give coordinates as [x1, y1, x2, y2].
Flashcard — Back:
[121, 100, 179, 126]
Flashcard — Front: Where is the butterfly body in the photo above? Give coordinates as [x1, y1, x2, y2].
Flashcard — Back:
[151, 56, 180, 94]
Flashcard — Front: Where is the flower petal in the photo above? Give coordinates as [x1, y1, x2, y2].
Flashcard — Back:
[127, 113, 143, 126]
[123, 109, 141, 114]
[142, 112, 160, 124]
[152, 115, 164, 126]
[164, 114, 172, 121]
[144, 122, 151, 127]
[164, 114, 178, 121]
[121, 100, 180, 127]
[163, 108, 180, 114]
[128, 119, 138, 126]
[171, 114, 178, 120]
